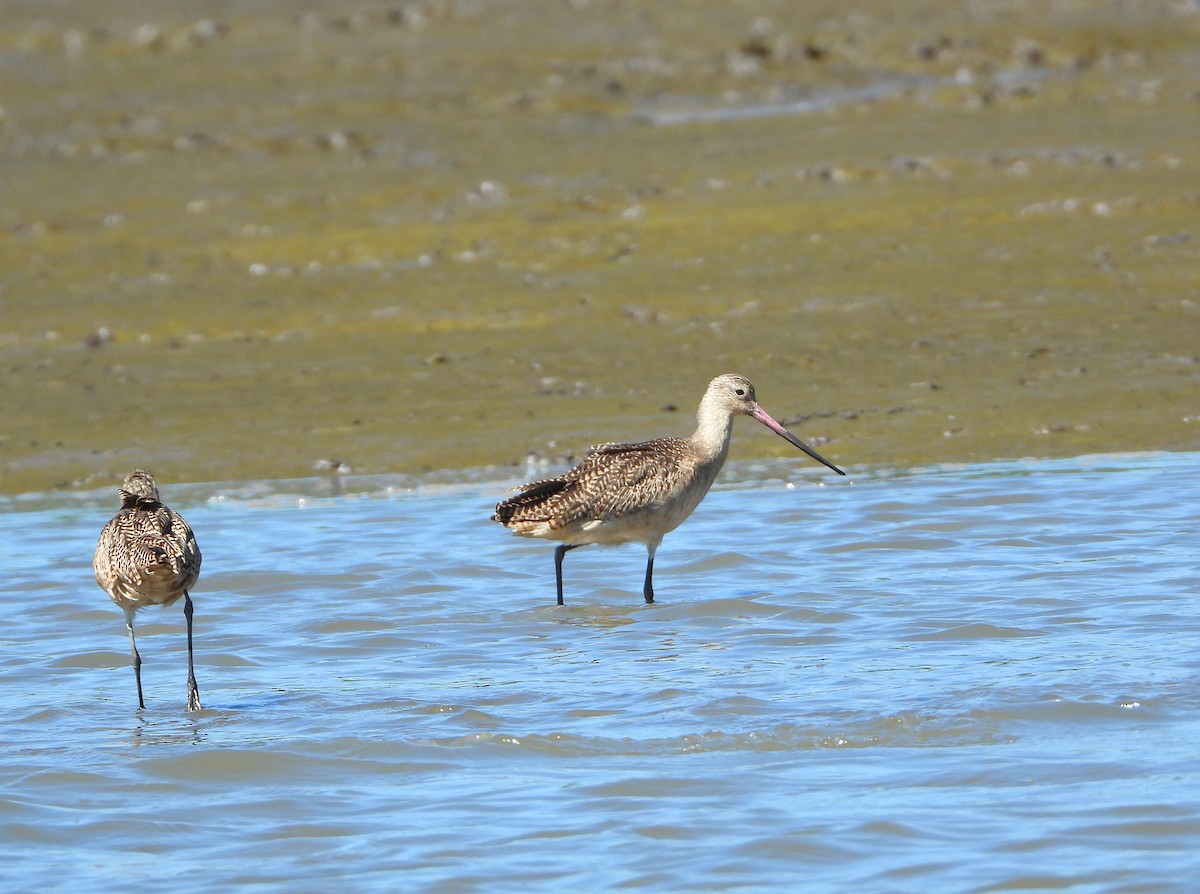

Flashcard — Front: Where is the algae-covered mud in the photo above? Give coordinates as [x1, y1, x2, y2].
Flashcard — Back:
[1, 0, 1197, 494]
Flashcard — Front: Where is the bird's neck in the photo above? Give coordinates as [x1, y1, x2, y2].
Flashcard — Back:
[691, 401, 736, 464]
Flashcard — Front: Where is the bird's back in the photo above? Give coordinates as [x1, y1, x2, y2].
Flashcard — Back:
[494, 437, 721, 542]
[94, 503, 201, 611]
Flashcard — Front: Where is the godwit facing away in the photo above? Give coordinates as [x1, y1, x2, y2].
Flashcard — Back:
[493, 374, 845, 605]
[94, 470, 203, 710]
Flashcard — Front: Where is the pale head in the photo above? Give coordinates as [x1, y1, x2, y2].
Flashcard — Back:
[118, 469, 162, 508]
[702, 373, 761, 416]
[706, 374, 846, 476]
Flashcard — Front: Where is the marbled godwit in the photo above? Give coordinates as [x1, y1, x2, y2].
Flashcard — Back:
[94, 470, 203, 710]
[493, 374, 845, 605]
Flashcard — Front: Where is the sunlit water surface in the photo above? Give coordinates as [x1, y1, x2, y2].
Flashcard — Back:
[2, 452, 1198, 892]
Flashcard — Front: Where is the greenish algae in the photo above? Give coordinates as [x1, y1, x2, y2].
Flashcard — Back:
[1, 1, 1197, 495]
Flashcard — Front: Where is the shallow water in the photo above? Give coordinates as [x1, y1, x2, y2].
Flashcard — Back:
[2, 451, 1198, 891]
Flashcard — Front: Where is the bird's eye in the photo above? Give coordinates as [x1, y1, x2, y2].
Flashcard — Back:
[734, 388, 746, 396]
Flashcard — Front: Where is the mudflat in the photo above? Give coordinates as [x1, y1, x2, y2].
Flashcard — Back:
[2, 1, 1196, 494]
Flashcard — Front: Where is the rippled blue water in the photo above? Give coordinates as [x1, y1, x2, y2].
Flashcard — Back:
[2, 452, 1198, 892]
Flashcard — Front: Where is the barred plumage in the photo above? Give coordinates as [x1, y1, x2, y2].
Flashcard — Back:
[494, 374, 845, 605]
[94, 469, 203, 710]
[494, 439, 702, 534]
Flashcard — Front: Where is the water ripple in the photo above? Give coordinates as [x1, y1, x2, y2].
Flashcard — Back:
[1, 452, 1198, 892]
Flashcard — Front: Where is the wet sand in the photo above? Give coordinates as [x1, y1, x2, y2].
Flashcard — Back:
[2, 0, 1197, 494]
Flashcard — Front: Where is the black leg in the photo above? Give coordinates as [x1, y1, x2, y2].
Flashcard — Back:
[184, 592, 202, 711]
[554, 544, 579, 606]
[124, 610, 146, 710]
[642, 550, 656, 604]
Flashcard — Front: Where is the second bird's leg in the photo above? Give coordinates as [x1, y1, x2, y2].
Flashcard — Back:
[184, 592, 202, 711]
[554, 544, 579, 606]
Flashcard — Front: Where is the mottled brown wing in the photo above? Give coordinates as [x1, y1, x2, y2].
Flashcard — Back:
[94, 504, 201, 598]
[495, 438, 693, 530]
[492, 477, 569, 526]
[160, 507, 202, 585]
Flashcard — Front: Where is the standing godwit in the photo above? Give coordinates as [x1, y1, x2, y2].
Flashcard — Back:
[94, 469, 203, 710]
[493, 373, 845, 605]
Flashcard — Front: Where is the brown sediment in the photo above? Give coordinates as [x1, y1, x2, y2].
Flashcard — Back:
[1, 1, 1197, 494]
